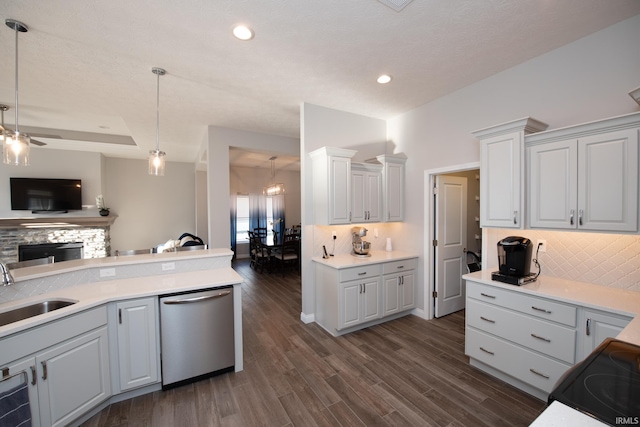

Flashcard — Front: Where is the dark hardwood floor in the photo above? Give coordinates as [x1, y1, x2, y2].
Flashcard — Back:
[82, 259, 545, 426]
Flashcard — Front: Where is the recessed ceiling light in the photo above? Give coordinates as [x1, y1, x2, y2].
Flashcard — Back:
[233, 25, 254, 41]
[377, 74, 392, 84]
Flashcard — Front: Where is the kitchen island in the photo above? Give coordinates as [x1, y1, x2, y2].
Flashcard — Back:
[0, 249, 243, 427]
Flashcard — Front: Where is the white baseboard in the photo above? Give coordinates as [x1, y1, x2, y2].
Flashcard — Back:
[300, 312, 315, 324]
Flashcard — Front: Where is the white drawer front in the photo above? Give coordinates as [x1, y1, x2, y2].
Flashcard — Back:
[467, 282, 577, 327]
[382, 258, 418, 275]
[466, 328, 572, 394]
[340, 264, 381, 282]
[467, 299, 576, 364]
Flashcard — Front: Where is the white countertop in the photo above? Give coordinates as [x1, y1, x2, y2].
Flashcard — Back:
[10, 248, 233, 282]
[463, 270, 640, 346]
[529, 401, 607, 427]
[312, 250, 418, 269]
[0, 251, 243, 339]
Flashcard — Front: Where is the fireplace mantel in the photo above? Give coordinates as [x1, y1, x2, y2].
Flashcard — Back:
[0, 215, 117, 229]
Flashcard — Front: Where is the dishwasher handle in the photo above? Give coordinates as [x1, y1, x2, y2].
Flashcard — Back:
[162, 290, 231, 305]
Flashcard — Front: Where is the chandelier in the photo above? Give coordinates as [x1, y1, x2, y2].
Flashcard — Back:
[263, 156, 285, 196]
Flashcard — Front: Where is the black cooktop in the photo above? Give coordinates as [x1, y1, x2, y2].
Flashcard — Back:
[549, 338, 640, 426]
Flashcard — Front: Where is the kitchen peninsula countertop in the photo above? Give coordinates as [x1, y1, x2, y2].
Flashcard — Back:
[0, 249, 243, 340]
[463, 270, 640, 347]
[312, 250, 418, 269]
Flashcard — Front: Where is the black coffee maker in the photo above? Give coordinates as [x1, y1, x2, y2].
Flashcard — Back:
[497, 236, 533, 277]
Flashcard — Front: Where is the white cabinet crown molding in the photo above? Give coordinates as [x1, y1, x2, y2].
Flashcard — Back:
[309, 146, 357, 159]
[472, 117, 549, 140]
[526, 112, 640, 146]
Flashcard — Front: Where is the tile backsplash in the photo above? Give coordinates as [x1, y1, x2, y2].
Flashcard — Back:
[487, 228, 640, 292]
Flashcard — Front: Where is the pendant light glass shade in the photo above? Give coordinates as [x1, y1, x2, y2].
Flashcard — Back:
[263, 156, 285, 196]
[3, 19, 30, 166]
[148, 149, 166, 175]
[148, 67, 167, 176]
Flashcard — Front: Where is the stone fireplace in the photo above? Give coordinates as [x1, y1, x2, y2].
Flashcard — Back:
[0, 216, 114, 264]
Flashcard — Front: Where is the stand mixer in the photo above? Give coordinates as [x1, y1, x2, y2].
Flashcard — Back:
[351, 227, 371, 257]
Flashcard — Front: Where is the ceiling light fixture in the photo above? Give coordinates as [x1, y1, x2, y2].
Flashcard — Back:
[149, 67, 167, 176]
[263, 156, 285, 196]
[3, 19, 30, 166]
[233, 25, 254, 41]
[377, 74, 392, 84]
[629, 86, 640, 106]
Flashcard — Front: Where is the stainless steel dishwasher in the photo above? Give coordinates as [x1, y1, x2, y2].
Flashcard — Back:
[159, 286, 234, 388]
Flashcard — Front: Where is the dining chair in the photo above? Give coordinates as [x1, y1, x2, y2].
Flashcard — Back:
[250, 233, 271, 273]
[6, 256, 55, 270]
[254, 227, 268, 239]
[271, 233, 299, 277]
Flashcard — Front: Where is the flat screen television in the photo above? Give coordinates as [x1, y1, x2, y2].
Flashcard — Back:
[10, 178, 83, 213]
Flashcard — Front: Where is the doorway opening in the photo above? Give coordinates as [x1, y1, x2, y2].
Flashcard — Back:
[424, 162, 480, 319]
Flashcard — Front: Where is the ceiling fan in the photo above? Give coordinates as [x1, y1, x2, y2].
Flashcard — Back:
[1, 104, 50, 146]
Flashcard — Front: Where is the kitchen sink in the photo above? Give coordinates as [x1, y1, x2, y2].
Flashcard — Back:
[0, 299, 78, 327]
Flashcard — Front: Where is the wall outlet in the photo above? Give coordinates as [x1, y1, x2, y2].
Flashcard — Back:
[332, 231, 337, 238]
[100, 268, 116, 278]
[537, 239, 547, 253]
[162, 262, 176, 271]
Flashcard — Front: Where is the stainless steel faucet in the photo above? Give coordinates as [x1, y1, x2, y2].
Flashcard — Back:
[0, 262, 15, 286]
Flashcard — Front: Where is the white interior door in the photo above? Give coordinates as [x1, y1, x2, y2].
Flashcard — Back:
[434, 175, 468, 317]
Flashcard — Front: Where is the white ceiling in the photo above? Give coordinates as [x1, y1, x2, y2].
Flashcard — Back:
[1, 1, 639, 165]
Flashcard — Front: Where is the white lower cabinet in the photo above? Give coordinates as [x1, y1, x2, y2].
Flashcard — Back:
[465, 280, 576, 400]
[0, 307, 110, 427]
[114, 297, 160, 392]
[37, 327, 110, 427]
[578, 308, 632, 361]
[315, 257, 418, 336]
[383, 259, 417, 316]
[340, 277, 381, 329]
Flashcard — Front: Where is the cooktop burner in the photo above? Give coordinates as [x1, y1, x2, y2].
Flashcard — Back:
[549, 339, 640, 426]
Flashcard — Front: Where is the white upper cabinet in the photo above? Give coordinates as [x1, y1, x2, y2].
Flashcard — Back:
[527, 113, 639, 232]
[473, 118, 548, 228]
[377, 154, 407, 222]
[351, 162, 382, 223]
[310, 147, 357, 225]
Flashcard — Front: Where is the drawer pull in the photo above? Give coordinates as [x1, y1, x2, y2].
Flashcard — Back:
[480, 292, 496, 299]
[531, 333, 551, 343]
[531, 306, 551, 314]
[529, 368, 550, 379]
[480, 347, 494, 356]
[480, 316, 495, 324]
[397, 265, 404, 269]
[358, 272, 367, 276]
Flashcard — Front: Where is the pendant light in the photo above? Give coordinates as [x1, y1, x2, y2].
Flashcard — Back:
[263, 156, 285, 196]
[148, 67, 166, 176]
[3, 19, 30, 166]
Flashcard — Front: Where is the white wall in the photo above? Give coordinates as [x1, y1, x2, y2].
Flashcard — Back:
[0, 148, 103, 216]
[300, 103, 388, 320]
[105, 158, 196, 252]
[385, 14, 640, 315]
[207, 126, 300, 250]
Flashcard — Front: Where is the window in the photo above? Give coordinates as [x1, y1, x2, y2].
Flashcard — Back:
[236, 196, 250, 243]
[235, 195, 274, 243]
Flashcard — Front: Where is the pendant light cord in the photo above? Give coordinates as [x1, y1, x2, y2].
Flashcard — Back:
[155, 70, 160, 152]
[14, 24, 19, 132]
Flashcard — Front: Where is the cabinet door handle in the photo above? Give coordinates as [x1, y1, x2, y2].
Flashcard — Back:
[586, 318, 591, 336]
[529, 368, 550, 379]
[480, 316, 495, 324]
[41, 361, 47, 381]
[363, 284, 366, 293]
[480, 347, 494, 356]
[480, 292, 496, 299]
[401, 276, 404, 285]
[119, 308, 122, 324]
[30, 365, 36, 385]
[531, 333, 551, 343]
[513, 210, 518, 225]
[570, 209, 574, 225]
[531, 306, 551, 314]
[349, 211, 352, 222]
[578, 209, 584, 226]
